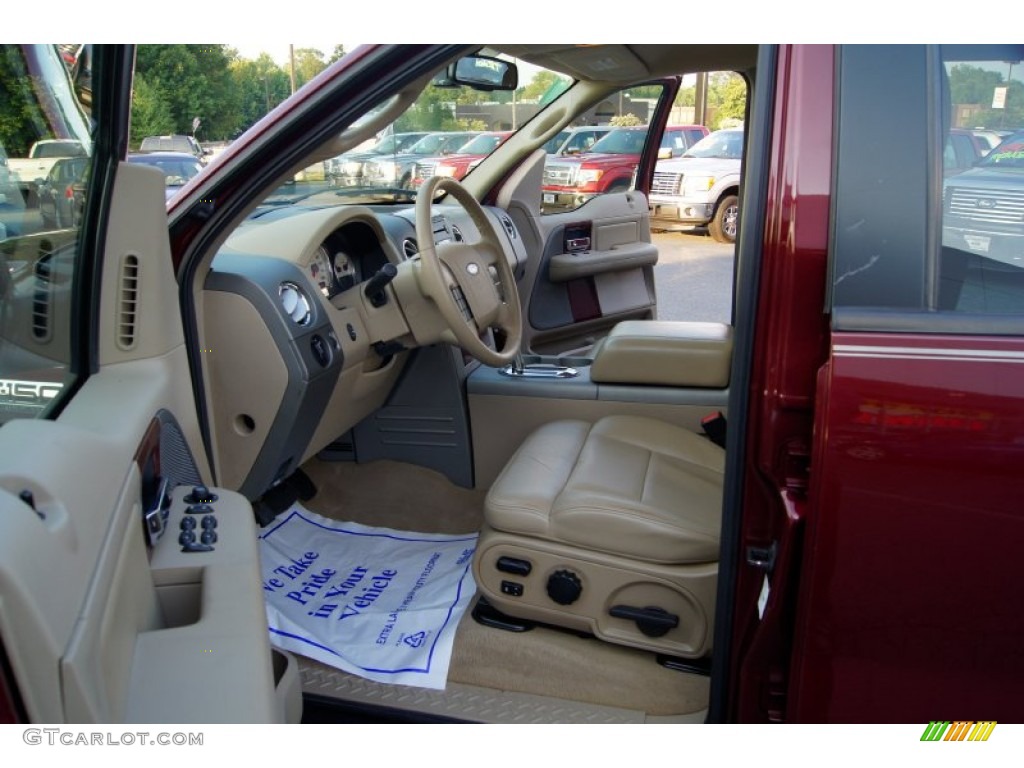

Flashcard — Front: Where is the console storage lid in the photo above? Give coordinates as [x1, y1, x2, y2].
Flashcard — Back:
[589, 320, 733, 388]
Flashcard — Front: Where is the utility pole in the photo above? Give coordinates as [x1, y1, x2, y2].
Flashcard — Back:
[695, 72, 708, 126]
[289, 45, 296, 95]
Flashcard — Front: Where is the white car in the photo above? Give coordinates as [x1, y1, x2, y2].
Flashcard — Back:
[648, 128, 744, 243]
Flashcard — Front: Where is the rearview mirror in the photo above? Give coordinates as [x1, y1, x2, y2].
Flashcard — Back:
[433, 55, 518, 91]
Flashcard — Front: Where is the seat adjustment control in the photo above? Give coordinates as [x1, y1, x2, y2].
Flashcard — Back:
[609, 605, 679, 637]
[546, 569, 582, 605]
[496, 556, 532, 576]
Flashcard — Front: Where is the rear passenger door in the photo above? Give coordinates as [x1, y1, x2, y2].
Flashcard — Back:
[790, 44, 1024, 722]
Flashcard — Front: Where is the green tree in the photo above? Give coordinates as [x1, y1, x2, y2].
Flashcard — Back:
[949, 63, 1023, 130]
[0, 47, 50, 156]
[328, 45, 347, 65]
[711, 74, 746, 129]
[130, 73, 175, 144]
[394, 87, 460, 132]
[292, 48, 328, 89]
[519, 71, 567, 102]
[133, 45, 241, 141]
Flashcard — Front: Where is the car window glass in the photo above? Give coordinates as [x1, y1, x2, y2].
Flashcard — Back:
[140, 50, 571, 214]
[541, 84, 669, 213]
[831, 44, 1024, 324]
[0, 44, 93, 424]
[942, 49, 1024, 314]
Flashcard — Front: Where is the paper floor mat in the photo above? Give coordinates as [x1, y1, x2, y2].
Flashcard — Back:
[259, 504, 478, 690]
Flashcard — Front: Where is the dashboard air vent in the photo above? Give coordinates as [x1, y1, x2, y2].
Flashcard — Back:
[31, 254, 53, 342]
[402, 238, 419, 259]
[279, 282, 312, 325]
[117, 254, 140, 350]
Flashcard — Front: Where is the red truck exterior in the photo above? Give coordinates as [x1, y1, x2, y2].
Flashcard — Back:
[710, 43, 1024, 724]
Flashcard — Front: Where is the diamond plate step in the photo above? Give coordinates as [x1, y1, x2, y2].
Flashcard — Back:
[299, 658, 704, 724]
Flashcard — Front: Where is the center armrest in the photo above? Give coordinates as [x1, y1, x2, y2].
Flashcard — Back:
[589, 320, 733, 388]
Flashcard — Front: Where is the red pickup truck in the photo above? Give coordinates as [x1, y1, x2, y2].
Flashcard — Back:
[542, 123, 707, 211]
[2, 43, 1023, 732]
[411, 131, 512, 187]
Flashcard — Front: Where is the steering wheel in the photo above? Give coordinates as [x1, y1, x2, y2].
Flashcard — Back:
[415, 175, 522, 367]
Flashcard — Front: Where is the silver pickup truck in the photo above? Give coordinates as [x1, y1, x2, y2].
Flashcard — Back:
[648, 128, 743, 243]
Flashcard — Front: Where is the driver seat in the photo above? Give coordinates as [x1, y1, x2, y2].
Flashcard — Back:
[472, 415, 724, 658]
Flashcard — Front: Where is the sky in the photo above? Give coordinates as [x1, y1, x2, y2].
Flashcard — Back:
[10, 1, 989, 44]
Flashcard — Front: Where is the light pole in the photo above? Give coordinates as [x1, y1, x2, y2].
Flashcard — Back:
[261, 76, 270, 113]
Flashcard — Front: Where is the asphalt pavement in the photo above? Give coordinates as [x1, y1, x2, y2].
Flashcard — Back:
[652, 230, 735, 324]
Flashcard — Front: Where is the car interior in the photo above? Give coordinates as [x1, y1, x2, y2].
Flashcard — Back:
[0, 43, 760, 724]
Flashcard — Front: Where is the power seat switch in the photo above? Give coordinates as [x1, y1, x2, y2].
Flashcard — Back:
[496, 556, 532, 576]
[500, 580, 524, 597]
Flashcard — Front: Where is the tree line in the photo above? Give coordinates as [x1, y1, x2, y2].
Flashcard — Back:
[131, 44, 347, 146]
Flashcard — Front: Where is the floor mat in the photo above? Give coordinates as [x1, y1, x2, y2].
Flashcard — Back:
[259, 504, 478, 690]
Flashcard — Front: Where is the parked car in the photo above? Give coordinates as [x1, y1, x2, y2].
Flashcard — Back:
[7, 138, 88, 206]
[126, 151, 204, 200]
[324, 131, 430, 187]
[542, 125, 614, 156]
[945, 127, 986, 175]
[943, 129, 1024, 270]
[971, 128, 1012, 155]
[411, 131, 513, 186]
[649, 128, 744, 242]
[36, 156, 89, 228]
[361, 131, 478, 188]
[138, 134, 208, 163]
[542, 124, 708, 211]
[1, 43, 1023, 733]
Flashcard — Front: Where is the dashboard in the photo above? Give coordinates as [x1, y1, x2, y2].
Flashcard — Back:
[199, 202, 526, 501]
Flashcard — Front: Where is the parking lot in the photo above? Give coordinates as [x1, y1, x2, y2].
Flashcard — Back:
[652, 230, 735, 324]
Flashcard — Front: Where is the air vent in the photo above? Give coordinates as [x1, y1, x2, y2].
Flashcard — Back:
[279, 282, 312, 325]
[402, 238, 419, 259]
[31, 255, 53, 342]
[117, 254, 140, 350]
[499, 214, 517, 240]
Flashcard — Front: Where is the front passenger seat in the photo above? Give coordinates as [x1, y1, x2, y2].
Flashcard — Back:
[472, 414, 724, 658]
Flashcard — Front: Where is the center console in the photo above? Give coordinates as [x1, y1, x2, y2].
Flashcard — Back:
[468, 320, 733, 487]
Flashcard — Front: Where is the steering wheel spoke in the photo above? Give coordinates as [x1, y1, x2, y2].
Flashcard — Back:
[416, 177, 522, 366]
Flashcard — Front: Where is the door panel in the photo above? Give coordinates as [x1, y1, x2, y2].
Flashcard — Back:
[525, 191, 659, 356]
[791, 332, 1024, 721]
[0, 157, 284, 721]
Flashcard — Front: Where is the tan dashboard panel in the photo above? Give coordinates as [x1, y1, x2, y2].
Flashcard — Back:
[202, 290, 288, 491]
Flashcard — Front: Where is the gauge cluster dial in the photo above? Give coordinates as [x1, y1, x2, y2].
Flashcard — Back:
[309, 245, 334, 298]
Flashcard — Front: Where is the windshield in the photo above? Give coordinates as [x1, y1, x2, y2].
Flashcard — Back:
[683, 130, 744, 159]
[978, 132, 1024, 169]
[588, 128, 649, 155]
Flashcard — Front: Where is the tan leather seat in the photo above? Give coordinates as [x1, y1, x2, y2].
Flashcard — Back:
[473, 415, 724, 658]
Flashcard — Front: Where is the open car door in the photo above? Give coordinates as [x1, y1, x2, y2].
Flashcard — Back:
[0, 45, 294, 724]
[505, 77, 681, 357]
